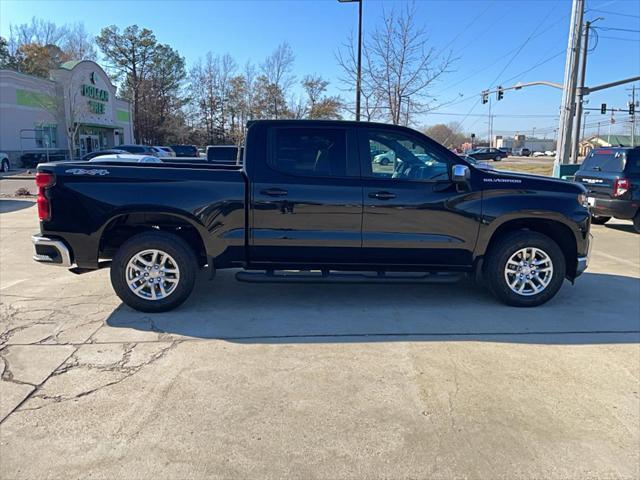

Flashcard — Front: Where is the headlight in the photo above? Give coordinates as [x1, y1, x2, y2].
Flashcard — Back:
[578, 193, 589, 208]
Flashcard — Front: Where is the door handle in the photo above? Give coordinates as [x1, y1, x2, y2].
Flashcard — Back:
[260, 188, 288, 197]
[368, 191, 396, 200]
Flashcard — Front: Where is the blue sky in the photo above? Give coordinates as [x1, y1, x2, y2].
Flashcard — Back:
[1, 0, 638, 139]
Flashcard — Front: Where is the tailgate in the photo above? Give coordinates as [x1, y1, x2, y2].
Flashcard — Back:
[574, 172, 617, 199]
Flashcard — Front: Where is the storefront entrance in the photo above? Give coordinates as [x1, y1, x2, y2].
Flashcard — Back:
[79, 134, 99, 157]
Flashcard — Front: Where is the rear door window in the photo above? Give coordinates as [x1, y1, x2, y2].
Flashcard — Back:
[270, 128, 347, 178]
[580, 150, 625, 173]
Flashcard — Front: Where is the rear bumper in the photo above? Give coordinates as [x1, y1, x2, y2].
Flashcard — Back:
[32, 235, 73, 267]
[590, 197, 638, 219]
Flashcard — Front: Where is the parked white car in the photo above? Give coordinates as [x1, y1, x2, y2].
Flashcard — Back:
[151, 146, 175, 158]
[544, 150, 556, 156]
[373, 151, 396, 165]
[89, 154, 162, 163]
[0, 152, 10, 172]
[532, 151, 546, 157]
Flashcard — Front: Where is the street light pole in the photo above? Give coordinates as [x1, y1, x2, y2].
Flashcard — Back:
[338, 0, 363, 121]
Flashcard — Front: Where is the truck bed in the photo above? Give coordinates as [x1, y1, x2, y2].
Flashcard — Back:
[38, 160, 247, 269]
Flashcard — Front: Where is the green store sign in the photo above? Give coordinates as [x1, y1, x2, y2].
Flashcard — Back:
[88, 100, 105, 114]
[81, 83, 109, 115]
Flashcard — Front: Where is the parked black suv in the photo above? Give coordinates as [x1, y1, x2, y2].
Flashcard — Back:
[575, 147, 640, 232]
[170, 145, 199, 157]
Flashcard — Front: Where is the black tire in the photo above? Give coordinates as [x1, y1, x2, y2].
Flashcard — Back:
[494, 156, 501, 162]
[380, 158, 390, 166]
[591, 215, 611, 225]
[110, 231, 198, 312]
[633, 211, 640, 234]
[1, 160, 9, 173]
[484, 230, 566, 307]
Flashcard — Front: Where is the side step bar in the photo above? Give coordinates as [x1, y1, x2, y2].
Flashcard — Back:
[235, 270, 464, 284]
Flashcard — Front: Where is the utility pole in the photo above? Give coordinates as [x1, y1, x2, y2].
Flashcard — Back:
[554, 0, 585, 174]
[571, 19, 593, 164]
[630, 85, 637, 147]
[487, 97, 492, 147]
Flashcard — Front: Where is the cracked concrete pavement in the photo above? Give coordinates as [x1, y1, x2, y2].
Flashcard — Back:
[0, 198, 639, 479]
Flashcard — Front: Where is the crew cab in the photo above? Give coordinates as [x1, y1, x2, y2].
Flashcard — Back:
[574, 147, 640, 232]
[32, 120, 591, 312]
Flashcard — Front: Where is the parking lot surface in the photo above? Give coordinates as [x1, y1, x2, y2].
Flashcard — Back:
[1, 199, 639, 479]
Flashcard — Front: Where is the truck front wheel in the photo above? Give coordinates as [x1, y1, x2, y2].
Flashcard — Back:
[484, 231, 566, 307]
[110, 231, 198, 312]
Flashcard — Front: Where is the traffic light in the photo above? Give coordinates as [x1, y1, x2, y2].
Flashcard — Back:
[497, 86, 504, 101]
[630, 102, 635, 117]
[600, 103, 607, 114]
[481, 91, 488, 104]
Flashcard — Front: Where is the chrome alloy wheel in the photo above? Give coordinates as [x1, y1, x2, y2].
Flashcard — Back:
[504, 247, 554, 296]
[125, 249, 180, 300]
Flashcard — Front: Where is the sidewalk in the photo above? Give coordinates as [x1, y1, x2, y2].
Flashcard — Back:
[0, 169, 35, 180]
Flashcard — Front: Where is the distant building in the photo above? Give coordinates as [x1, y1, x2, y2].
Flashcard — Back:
[579, 135, 636, 156]
[494, 134, 556, 153]
[0, 60, 133, 163]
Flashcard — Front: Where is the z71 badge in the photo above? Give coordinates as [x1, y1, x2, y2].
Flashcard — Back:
[65, 168, 110, 176]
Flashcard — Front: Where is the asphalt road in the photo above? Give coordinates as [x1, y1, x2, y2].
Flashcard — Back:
[0, 199, 638, 479]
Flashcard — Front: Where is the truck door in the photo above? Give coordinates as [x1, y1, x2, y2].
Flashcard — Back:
[359, 127, 481, 267]
[250, 125, 362, 265]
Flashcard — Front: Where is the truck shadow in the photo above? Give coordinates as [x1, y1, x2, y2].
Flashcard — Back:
[0, 199, 35, 214]
[105, 270, 640, 345]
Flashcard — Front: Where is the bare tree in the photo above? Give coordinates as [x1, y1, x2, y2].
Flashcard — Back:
[337, 2, 455, 125]
[8, 17, 96, 62]
[59, 83, 84, 160]
[61, 23, 96, 61]
[336, 31, 382, 121]
[261, 42, 295, 119]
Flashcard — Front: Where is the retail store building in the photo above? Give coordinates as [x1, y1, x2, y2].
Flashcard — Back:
[0, 60, 133, 162]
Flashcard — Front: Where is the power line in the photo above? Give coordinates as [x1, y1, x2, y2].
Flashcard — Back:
[598, 34, 640, 42]
[500, 50, 566, 85]
[596, 26, 640, 33]
[447, 0, 563, 135]
[425, 111, 559, 118]
[431, 7, 568, 98]
[587, 8, 640, 19]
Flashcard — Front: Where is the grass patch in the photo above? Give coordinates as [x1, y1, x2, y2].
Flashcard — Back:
[496, 161, 553, 177]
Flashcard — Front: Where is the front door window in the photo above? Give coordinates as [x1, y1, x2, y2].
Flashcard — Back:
[364, 131, 451, 182]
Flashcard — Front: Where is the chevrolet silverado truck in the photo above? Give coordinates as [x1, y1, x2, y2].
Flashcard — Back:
[32, 120, 592, 312]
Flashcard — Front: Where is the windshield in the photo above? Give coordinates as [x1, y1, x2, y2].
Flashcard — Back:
[580, 150, 625, 173]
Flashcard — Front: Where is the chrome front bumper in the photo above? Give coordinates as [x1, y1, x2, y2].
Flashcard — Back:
[32, 235, 73, 267]
[576, 255, 588, 276]
[576, 233, 593, 277]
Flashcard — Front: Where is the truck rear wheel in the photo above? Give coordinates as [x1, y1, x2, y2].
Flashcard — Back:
[485, 231, 566, 307]
[110, 231, 197, 312]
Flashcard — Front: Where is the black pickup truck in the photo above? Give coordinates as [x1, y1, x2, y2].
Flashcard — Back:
[32, 120, 591, 312]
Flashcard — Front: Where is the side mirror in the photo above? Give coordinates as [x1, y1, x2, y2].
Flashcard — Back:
[452, 164, 470, 183]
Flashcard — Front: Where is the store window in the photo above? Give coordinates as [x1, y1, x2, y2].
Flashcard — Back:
[35, 124, 57, 148]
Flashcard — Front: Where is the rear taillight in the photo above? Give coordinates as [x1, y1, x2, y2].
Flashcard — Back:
[613, 178, 630, 197]
[35, 172, 55, 221]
